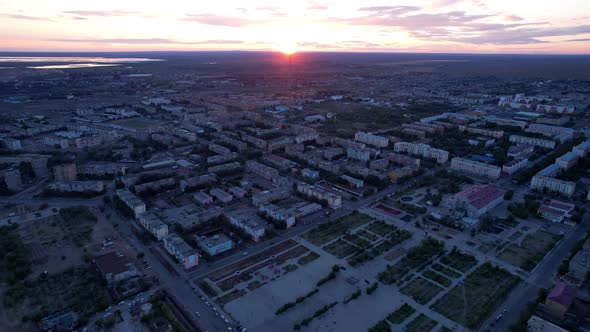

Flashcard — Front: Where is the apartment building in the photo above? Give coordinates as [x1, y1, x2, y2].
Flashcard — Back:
[0, 169, 22, 191]
[393, 142, 449, 164]
[509, 135, 556, 149]
[531, 164, 575, 196]
[502, 158, 528, 175]
[138, 212, 169, 240]
[556, 152, 579, 170]
[450, 157, 501, 179]
[52, 163, 77, 181]
[77, 163, 127, 177]
[525, 124, 574, 140]
[347, 147, 371, 162]
[225, 210, 266, 242]
[458, 126, 504, 138]
[47, 181, 104, 193]
[296, 182, 342, 209]
[179, 174, 217, 192]
[251, 187, 291, 206]
[245, 160, 280, 181]
[163, 234, 198, 270]
[209, 188, 233, 203]
[116, 189, 146, 218]
[573, 139, 590, 157]
[354, 132, 388, 148]
[258, 203, 296, 228]
[193, 192, 213, 205]
[207, 161, 242, 174]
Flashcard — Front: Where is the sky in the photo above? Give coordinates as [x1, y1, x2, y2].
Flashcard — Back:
[0, 0, 589, 54]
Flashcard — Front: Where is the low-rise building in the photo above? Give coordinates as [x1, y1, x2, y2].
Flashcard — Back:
[229, 186, 247, 198]
[163, 234, 199, 270]
[531, 164, 575, 197]
[196, 233, 234, 256]
[245, 160, 280, 181]
[573, 139, 590, 157]
[568, 240, 590, 283]
[94, 252, 138, 284]
[544, 282, 576, 319]
[193, 192, 213, 205]
[301, 168, 320, 180]
[443, 184, 505, 218]
[340, 175, 364, 188]
[209, 188, 233, 203]
[538, 200, 575, 223]
[388, 165, 419, 183]
[1, 168, 22, 191]
[527, 315, 569, 332]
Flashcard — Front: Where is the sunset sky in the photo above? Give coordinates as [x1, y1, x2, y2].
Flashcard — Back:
[1, 0, 589, 54]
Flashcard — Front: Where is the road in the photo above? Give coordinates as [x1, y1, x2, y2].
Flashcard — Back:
[479, 214, 590, 332]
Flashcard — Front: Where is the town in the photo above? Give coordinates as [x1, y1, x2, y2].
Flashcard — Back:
[0, 53, 590, 332]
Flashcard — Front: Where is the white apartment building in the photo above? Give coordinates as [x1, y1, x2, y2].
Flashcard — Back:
[258, 204, 296, 228]
[162, 234, 198, 270]
[226, 210, 266, 242]
[296, 182, 342, 209]
[138, 212, 169, 240]
[116, 189, 146, 218]
[394, 142, 449, 164]
[450, 158, 501, 179]
[573, 140, 590, 157]
[509, 135, 556, 149]
[354, 132, 388, 148]
[347, 147, 371, 162]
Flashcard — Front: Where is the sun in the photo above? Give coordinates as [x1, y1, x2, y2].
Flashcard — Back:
[277, 41, 298, 55]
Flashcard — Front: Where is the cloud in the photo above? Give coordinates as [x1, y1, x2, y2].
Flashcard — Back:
[503, 14, 524, 22]
[0, 13, 52, 21]
[182, 14, 261, 27]
[451, 25, 590, 44]
[62, 10, 140, 17]
[47, 38, 246, 45]
[566, 38, 590, 42]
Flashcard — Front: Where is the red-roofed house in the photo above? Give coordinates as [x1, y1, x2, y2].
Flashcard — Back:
[544, 281, 576, 319]
[443, 184, 505, 218]
[538, 200, 575, 223]
[94, 252, 138, 284]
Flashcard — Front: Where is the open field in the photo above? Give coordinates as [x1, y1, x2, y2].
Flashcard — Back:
[386, 303, 415, 325]
[439, 248, 478, 273]
[498, 230, 560, 271]
[3, 266, 111, 322]
[431, 262, 520, 330]
[401, 277, 444, 305]
[302, 212, 373, 246]
[379, 237, 446, 285]
[405, 314, 438, 332]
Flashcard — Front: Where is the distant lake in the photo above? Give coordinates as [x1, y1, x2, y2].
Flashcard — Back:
[0, 56, 163, 69]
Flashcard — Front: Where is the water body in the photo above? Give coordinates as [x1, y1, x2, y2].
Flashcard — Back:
[0, 56, 163, 70]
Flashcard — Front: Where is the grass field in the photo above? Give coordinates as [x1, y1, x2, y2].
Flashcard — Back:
[303, 212, 373, 246]
[386, 303, 416, 325]
[401, 277, 444, 305]
[405, 314, 438, 332]
[439, 248, 478, 273]
[323, 239, 359, 259]
[431, 263, 461, 279]
[431, 262, 520, 330]
[422, 269, 452, 287]
[4, 266, 111, 321]
[498, 230, 560, 271]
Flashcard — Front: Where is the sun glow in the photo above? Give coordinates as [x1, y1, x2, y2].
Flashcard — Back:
[277, 41, 298, 55]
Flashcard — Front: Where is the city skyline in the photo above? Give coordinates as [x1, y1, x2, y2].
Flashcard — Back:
[1, 0, 590, 54]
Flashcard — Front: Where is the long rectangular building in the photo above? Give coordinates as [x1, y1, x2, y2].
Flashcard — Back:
[394, 142, 449, 164]
[450, 157, 501, 179]
[509, 135, 556, 149]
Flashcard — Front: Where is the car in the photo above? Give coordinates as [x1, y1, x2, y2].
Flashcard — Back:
[242, 252, 248, 256]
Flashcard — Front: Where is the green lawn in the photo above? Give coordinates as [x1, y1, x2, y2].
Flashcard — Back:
[401, 277, 444, 305]
[431, 262, 520, 330]
[405, 314, 437, 332]
[386, 303, 416, 325]
[323, 239, 359, 259]
[439, 248, 478, 273]
[498, 230, 560, 271]
[303, 212, 373, 246]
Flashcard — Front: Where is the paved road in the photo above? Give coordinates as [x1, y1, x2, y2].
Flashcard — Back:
[480, 214, 590, 332]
